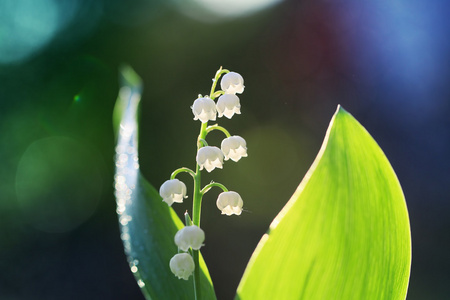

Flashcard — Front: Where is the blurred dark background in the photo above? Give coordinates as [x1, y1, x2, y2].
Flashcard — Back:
[1, 0, 449, 299]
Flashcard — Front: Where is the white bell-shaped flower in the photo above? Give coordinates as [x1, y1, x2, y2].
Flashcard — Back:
[174, 225, 205, 251]
[159, 179, 187, 206]
[192, 97, 216, 123]
[221, 135, 248, 162]
[170, 253, 195, 280]
[196, 146, 224, 172]
[216, 191, 244, 216]
[216, 94, 241, 119]
[220, 72, 244, 94]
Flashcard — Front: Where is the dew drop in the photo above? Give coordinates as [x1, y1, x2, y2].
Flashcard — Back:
[121, 233, 130, 241]
[119, 215, 132, 226]
[119, 153, 128, 163]
[137, 279, 145, 288]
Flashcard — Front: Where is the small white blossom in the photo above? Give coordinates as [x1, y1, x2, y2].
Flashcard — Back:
[216, 191, 244, 216]
[220, 72, 244, 94]
[192, 97, 216, 123]
[221, 136, 247, 162]
[170, 253, 195, 280]
[159, 179, 187, 206]
[175, 225, 205, 251]
[196, 146, 224, 172]
[216, 94, 241, 119]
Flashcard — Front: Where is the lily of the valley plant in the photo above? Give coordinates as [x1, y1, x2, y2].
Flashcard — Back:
[113, 65, 411, 300]
[159, 68, 247, 297]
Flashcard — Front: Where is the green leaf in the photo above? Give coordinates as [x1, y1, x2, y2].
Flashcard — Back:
[236, 106, 411, 300]
[112, 64, 143, 138]
[113, 65, 216, 300]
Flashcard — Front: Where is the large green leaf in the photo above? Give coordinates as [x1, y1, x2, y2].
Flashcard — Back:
[236, 106, 411, 299]
[113, 65, 216, 300]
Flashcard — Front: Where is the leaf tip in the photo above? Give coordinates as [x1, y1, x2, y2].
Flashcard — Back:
[332, 105, 356, 126]
[335, 104, 348, 115]
[119, 64, 143, 91]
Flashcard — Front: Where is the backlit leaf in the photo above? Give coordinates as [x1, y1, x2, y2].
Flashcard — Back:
[113, 65, 216, 300]
[236, 106, 411, 300]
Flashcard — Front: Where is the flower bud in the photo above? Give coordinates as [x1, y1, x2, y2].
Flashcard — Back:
[170, 253, 195, 280]
[175, 225, 205, 251]
[159, 179, 187, 206]
[220, 72, 244, 94]
[196, 146, 224, 172]
[216, 94, 241, 119]
[221, 135, 247, 162]
[216, 191, 243, 216]
[192, 97, 216, 123]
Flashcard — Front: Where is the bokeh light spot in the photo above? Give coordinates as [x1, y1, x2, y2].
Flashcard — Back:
[173, 0, 284, 22]
[15, 137, 103, 233]
[0, 0, 89, 64]
[0, 0, 61, 64]
[196, 0, 283, 16]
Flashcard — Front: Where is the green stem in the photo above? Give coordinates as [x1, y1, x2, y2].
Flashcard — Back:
[192, 250, 200, 300]
[192, 122, 207, 300]
[199, 138, 208, 147]
[183, 212, 199, 300]
[193, 122, 207, 226]
[205, 124, 231, 138]
[210, 67, 229, 99]
[211, 90, 224, 99]
[171, 167, 196, 180]
[201, 182, 229, 195]
[190, 67, 227, 300]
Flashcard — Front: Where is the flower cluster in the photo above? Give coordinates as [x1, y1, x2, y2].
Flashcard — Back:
[169, 224, 205, 280]
[192, 72, 244, 123]
[159, 68, 247, 281]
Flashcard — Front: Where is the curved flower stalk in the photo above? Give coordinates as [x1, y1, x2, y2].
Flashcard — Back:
[158, 67, 248, 298]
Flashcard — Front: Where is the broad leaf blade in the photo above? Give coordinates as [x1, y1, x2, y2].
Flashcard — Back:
[236, 106, 411, 299]
[113, 65, 216, 300]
